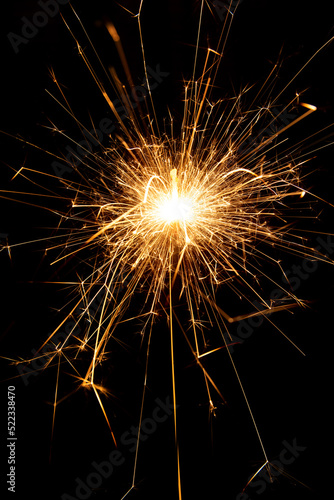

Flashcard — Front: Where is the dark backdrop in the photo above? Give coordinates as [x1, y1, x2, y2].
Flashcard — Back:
[1, 2, 334, 499]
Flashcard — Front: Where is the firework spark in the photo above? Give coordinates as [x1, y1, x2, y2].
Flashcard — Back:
[2, 1, 334, 498]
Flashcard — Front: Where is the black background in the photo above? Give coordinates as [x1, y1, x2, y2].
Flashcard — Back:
[1, 1, 334, 499]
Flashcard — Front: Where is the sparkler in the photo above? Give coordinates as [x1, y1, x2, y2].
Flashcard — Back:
[2, 1, 334, 498]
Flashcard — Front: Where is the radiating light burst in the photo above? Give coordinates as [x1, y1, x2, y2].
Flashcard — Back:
[71, 111, 309, 322]
[2, 2, 334, 498]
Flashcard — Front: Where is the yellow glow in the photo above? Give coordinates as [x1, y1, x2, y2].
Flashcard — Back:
[156, 168, 191, 223]
[158, 195, 193, 223]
